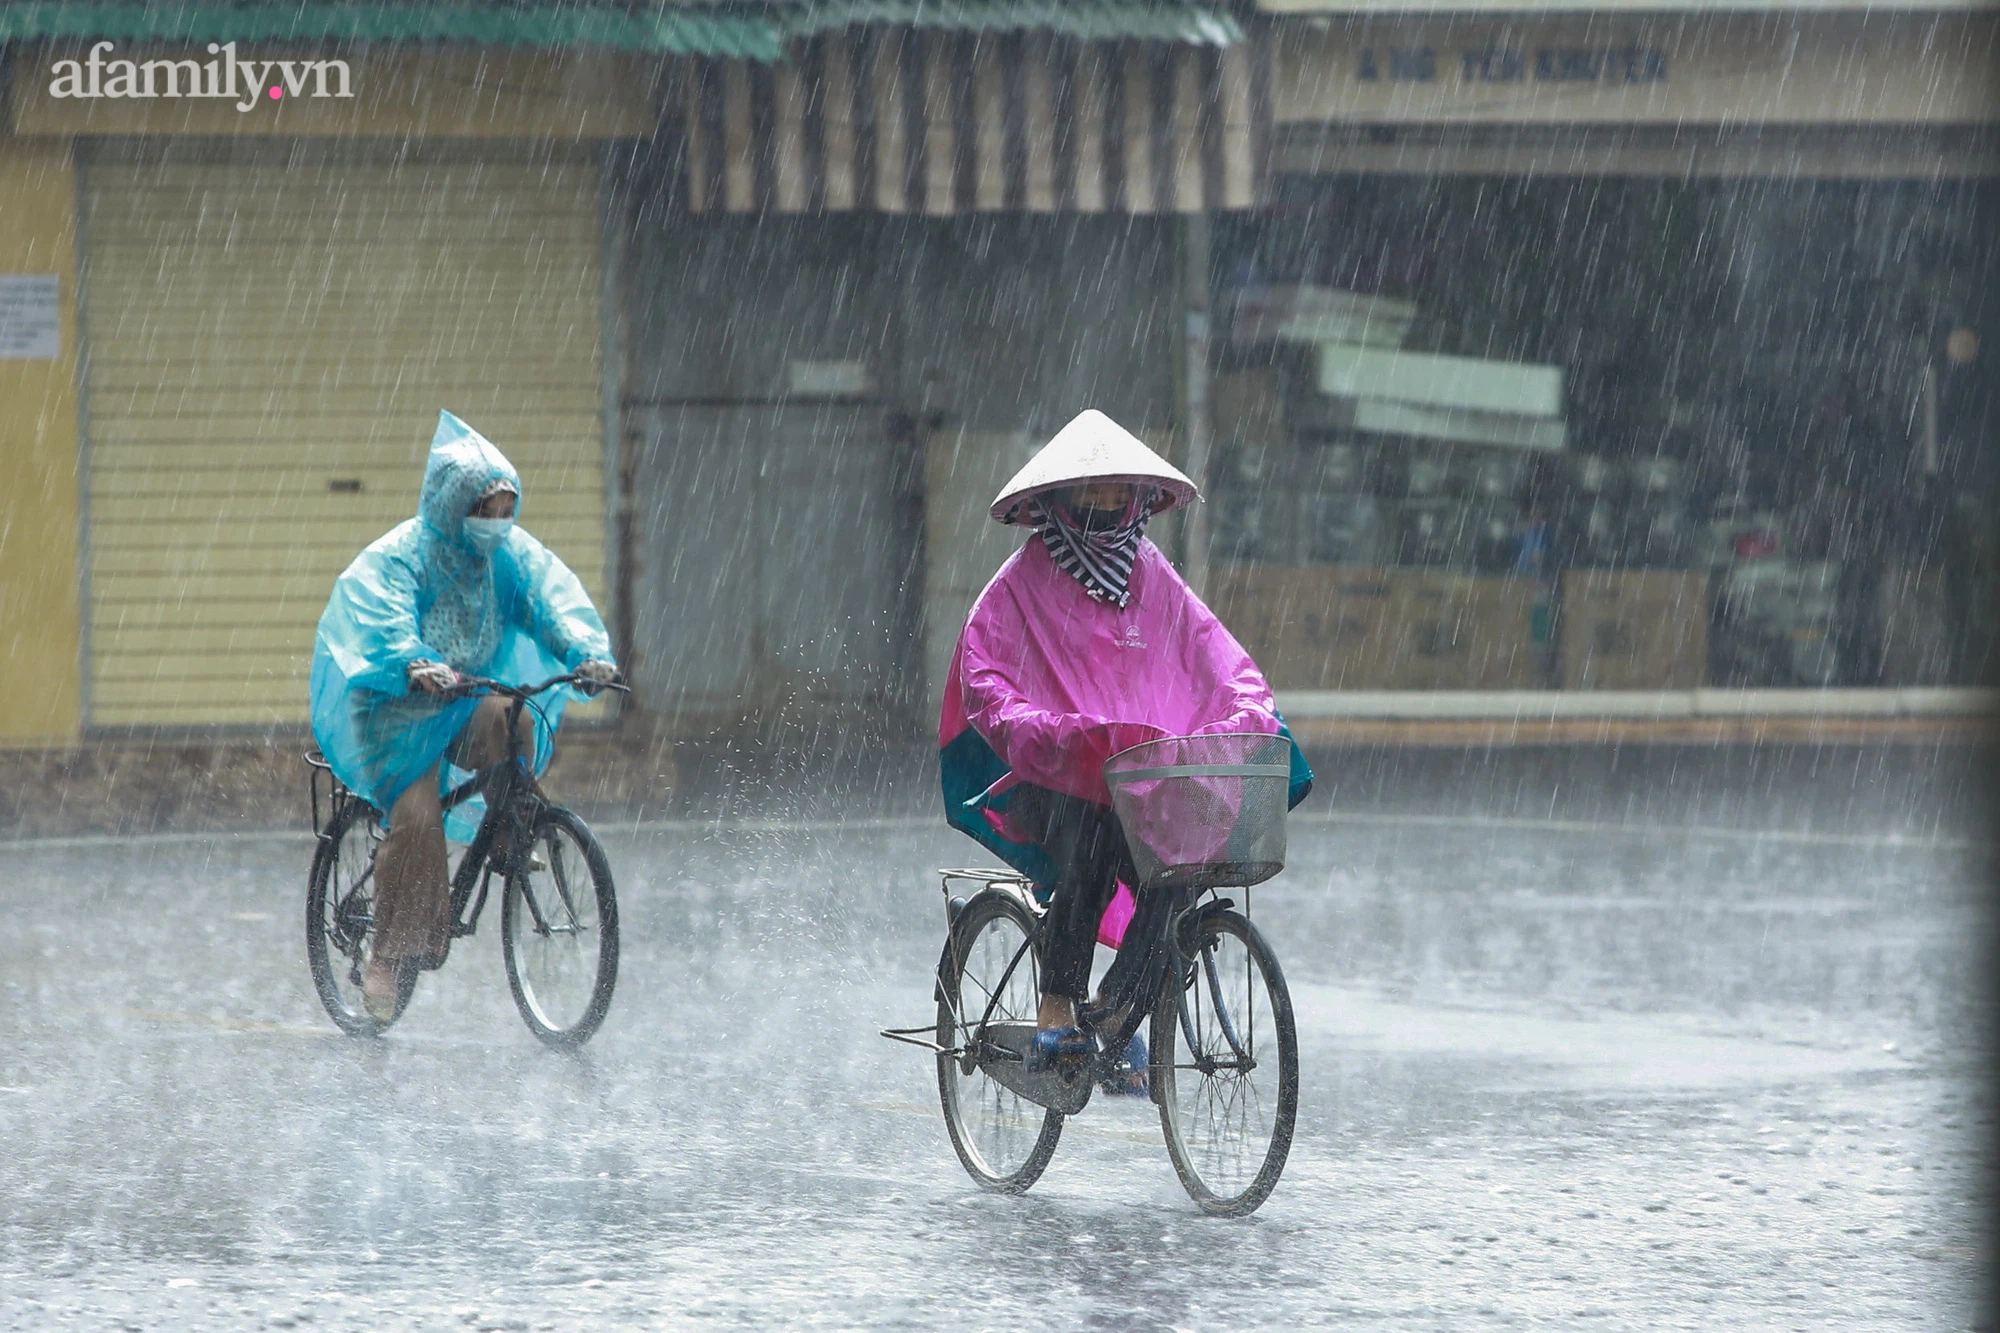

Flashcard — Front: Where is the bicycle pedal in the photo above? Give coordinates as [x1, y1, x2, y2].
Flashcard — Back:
[1022, 1027, 1095, 1074]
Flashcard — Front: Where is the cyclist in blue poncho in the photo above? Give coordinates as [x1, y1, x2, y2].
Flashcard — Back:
[310, 411, 618, 1020]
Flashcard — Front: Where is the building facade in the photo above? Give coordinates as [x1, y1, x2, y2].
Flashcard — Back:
[0, 3, 1992, 747]
[0, 33, 672, 740]
[1209, 5, 1998, 704]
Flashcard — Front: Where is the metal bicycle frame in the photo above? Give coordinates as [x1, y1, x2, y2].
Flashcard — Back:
[309, 687, 570, 951]
[437, 690, 560, 941]
[1177, 910, 1258, 1076]
[926, 880, 1258, 1087]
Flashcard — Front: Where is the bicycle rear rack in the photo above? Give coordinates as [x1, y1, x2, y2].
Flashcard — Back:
[304, 749, 351, 839]
[935, 867, 1044, 923]
[881, 869, 1040, 1056]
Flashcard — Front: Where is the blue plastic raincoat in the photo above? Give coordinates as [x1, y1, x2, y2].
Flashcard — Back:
[310, 412, 613, 830]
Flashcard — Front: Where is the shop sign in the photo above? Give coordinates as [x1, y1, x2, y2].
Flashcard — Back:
[1358, 45, 1667, 85]
[1269, 15, 1997, 128]
[0, 275, 60, 361]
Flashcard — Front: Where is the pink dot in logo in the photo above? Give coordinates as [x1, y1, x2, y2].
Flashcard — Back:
[269, 86, 282, 99]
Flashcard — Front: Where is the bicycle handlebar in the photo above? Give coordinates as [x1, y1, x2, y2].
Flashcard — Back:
[446, 671, 630, 700]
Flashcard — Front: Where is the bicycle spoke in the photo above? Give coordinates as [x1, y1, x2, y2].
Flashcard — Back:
[958, 960, 1002, 1010]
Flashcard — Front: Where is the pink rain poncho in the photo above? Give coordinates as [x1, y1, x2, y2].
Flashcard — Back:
[938, 533, 1312, 932]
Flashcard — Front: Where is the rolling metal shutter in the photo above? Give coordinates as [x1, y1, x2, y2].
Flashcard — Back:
[80, 141, 607, 728]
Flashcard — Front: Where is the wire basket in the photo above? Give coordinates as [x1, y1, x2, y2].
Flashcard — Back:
[1103, 733, 1292, 892]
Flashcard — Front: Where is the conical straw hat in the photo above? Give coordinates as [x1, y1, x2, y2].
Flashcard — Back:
[989, 410, 1199, 525]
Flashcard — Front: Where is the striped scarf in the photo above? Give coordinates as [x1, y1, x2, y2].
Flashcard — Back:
[1027, 492, 1153, 608]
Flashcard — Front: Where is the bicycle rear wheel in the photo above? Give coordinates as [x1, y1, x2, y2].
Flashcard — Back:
[936, 890, 1063, 1193]
[1153, 907, 1299, 1216]
[501, 805, 619, 1049]
[305, 799, 413, 1035]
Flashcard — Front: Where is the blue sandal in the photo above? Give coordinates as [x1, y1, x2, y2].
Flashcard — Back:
[1023, 1026, 1095, 1073]
[1101, 1032, 1149, 1096]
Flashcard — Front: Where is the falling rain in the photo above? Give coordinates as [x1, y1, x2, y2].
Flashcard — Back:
[0, 2, 1994, 1328]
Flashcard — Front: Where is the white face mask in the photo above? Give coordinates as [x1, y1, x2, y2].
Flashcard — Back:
[462, 516, 514, 555]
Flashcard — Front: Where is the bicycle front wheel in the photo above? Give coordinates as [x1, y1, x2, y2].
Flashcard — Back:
[936, 890, 1063, 1193]
[1153, 908, 1299, 1216]
[501, 806, 619, 1049]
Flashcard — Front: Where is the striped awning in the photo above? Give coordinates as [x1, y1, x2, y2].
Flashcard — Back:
[678, 28, 1273, 214]
[777, 4, 1245, 45]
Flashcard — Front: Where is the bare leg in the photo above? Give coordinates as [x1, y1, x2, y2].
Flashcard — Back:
[1085, 992, 1148, 1093]
[1086, 993, 1130, 1031]
[365, 767, 447, 1016]
[449, 697, 540, 864]
[362, 698, 534, 1018]
[1037, 995, 1077, 1031]
[449, 694, 532, 773]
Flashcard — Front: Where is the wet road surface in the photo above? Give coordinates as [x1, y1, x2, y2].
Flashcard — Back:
[0, 807, 1989, 1329]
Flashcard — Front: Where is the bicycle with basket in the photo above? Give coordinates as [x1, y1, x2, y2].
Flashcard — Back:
[886, 731, 1301, 1216]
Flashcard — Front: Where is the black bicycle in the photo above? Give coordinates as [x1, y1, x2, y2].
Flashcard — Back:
[889, 734, 1302, 1216]
[305, 672, 626, 1047]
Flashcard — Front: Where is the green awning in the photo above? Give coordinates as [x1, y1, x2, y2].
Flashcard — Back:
[775, 2, 1244, 45]
[0, 3, 786, 57]
[0, 2, 1246, 57]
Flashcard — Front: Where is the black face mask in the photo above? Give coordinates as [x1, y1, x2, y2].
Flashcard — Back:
[1066, 502, 1127, 534]
[1055, 488, 1144, 534]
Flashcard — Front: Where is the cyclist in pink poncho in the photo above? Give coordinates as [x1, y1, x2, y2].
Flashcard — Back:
[938, 410, 1312, 1088]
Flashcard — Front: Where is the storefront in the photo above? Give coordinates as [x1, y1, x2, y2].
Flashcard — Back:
[0, 35, 671, 734]
[4, 4, 1990, 748]
[0, 5, 1270, 744]
[619, 15, 1271, 739]
[1205, 5, 1999, 707]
